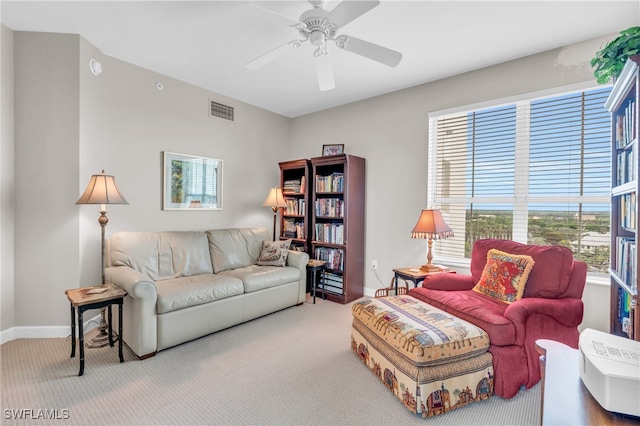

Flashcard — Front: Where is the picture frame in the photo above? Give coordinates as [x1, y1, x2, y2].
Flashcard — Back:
[162, 151, 223, 210]
[322, 144, 344, 156]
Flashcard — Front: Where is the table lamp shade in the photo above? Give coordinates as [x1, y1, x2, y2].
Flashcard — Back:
[76, 170, 128, 205]
[411, 209, 453, 239]
[411, 209, 453, 273]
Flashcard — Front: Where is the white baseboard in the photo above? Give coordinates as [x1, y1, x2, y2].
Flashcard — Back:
[0, 314, 100, 345]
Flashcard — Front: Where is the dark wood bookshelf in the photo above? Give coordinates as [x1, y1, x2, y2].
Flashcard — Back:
[279, 159, 312, 255]
[310, 154, 365, 304]
[606, 55, 639, 342]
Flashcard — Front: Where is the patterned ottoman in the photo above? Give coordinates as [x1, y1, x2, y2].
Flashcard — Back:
[351, 295, 494, 417]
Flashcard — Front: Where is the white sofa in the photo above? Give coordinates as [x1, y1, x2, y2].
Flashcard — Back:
[105, 227, 308, 358]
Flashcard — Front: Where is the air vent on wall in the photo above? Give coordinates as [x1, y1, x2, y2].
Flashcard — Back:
[209, 100, 234, 121]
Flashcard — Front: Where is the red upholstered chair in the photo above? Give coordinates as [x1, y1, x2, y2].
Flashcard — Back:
[408, 239, 587, 399]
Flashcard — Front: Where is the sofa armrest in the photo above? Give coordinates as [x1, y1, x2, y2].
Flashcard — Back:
[105, 266, 158, 358]
[286, 250, 310, 304]
[504, 297, 584, 328]
[422, 273, 475, 291]
[106, 266, 157, 300]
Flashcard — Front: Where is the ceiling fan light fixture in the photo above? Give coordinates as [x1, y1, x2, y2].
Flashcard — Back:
[310, 30, 325, 47]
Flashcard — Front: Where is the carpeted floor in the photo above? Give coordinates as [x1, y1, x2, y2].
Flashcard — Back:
[1, 297, 540, 425]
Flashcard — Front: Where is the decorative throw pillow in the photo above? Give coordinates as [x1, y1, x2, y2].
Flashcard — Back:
[256, 239, 291, 267]
[472, 249, 535, 304]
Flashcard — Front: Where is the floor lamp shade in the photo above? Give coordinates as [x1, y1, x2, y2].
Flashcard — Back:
[76, 170, 128, 206]
[76, 170, 128, 348]
[411, 209, 453, 272]
[262, 187, 287, 240]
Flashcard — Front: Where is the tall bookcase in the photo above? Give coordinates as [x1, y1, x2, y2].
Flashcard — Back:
[607, 55, 639, 341]
[279, 159, 312, 253]
[310, 154, 365, 304]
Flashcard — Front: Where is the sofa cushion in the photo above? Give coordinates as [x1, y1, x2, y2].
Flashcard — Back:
[256, 239, 291, 266]
[409, 287, 516, 346]
[220, 265, 300, 293]
[155, 273, 244, 314]
[109, 231, 213, 281]
[473, 249, 534, 304]
[206, 228, 270, 273]
[470, 239, 574, 298]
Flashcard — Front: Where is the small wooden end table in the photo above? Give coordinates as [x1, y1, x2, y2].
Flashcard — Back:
[65, 283, 127, 376]
[392, 267, 455, 294]
[307, 259, 327, 304]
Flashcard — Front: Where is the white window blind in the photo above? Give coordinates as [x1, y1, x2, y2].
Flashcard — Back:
[429, 87, 612, 272]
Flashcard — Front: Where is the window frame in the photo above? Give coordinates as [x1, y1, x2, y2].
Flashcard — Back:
[427, 83, 613, 280]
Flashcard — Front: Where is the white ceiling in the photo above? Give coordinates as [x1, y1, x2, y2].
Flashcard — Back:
[2, 1, 639, 117]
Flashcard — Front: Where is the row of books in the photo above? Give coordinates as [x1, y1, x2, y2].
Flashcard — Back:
[620, 192, 637, 231]
[315, 223, 344, 244]
[283, 198, 306, 216]
[616, 143, 637, 186]
[615, 99, 637, 148]
[617, 286, 634, 338]
[282, 218, 304, 239]
[321, 271, 344, 295]
[283, 176, 306, 193]
[315, 198, 344, 218]
[314, 247, 344, 271]
[315, 172, 344, 193]
[616, 236, 637, 293]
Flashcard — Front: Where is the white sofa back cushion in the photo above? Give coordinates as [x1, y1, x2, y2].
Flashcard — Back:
[109, 231, 213, 281]
[206, 227, 270, 273]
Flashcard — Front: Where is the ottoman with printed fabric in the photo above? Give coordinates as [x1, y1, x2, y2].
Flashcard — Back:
[351, 295, 494, 417]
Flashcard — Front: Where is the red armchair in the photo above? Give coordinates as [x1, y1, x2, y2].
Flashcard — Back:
[408, 239, 587, 399]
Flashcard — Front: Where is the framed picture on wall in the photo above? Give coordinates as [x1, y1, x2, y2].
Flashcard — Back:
[322, 144, 344, 156]
[162, 151, 223, 210]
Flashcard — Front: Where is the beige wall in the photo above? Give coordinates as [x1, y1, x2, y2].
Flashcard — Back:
[0, 27, 618, 337]
[4, 30, 290, 335]
[1, 25, 15, 333]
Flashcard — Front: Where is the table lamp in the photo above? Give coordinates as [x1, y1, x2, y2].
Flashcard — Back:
[76, 170, 128, 348]
[262, 187, 287, 240]
[411, 209, 453, 272]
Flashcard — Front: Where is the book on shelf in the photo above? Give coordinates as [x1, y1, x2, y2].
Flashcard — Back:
[314, 223, 344, 244]
[322, 271, 344, 294]
[616, 143, 637, 185]
[283, 178, 302, 193]
[616, 99, 637, 148]
[315, 198, 344, 217]
[616, 236, 636, 291]
[314, 247, 344, 271]
[283, 218, 305, 239]
[315, 172, 344, 193]
[284, 197, 305, 215]
[620, 192, 637, 231]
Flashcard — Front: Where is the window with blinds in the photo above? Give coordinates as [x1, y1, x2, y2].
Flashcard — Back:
[428, 87, 612, 272]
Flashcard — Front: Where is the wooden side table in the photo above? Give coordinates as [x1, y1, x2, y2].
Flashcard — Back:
[307, 259, 327, 304]
[65, 283, 127, 376]
[392, 267, 454, 294]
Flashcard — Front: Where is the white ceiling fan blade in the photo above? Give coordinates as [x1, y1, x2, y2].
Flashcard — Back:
[327, 1, 380, 29]
[245, 40, 302, 70]
[315, 53, 335, 92]
[235, 3, 304, 27]
[335, 35, 402, 67]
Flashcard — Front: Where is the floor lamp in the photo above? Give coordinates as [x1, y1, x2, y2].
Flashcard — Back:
[76, 170, 128, 348]
[411, 209, 454, 272]
[262, 187, 287, 240]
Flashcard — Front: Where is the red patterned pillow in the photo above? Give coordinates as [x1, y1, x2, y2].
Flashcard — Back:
[473, 249, 535, 304]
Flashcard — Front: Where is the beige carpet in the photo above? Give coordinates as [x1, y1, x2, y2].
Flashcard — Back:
[1, 297, 540, 425]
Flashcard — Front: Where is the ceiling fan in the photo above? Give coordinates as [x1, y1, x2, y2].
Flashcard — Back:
[241, 0, 403, 91]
